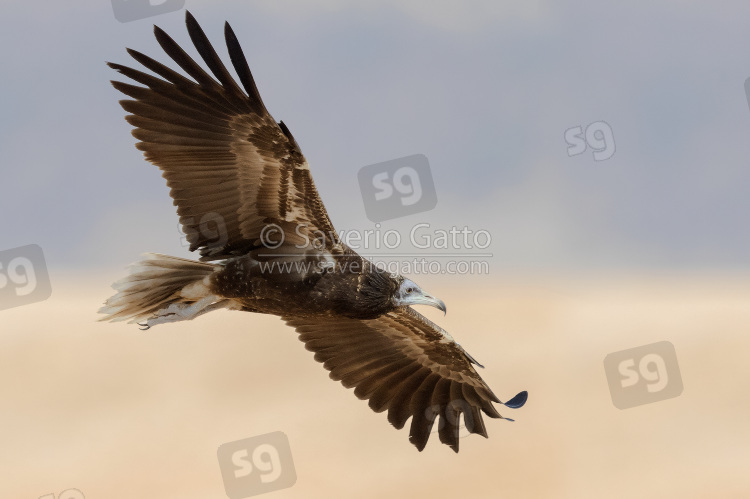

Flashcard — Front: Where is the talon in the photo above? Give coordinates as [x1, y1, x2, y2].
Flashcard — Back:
[138, 322, 151, 330]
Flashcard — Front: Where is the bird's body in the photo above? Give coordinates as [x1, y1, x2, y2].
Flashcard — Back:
[213, 248, 399, 320]
[100, 11, 526, 452]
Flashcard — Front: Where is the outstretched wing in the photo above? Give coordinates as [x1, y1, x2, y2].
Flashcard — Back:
[284, 307, 527, 452]
[108, 11, 339, 260]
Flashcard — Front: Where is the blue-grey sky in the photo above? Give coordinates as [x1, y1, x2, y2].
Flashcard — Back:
[2, 0, 749, 271]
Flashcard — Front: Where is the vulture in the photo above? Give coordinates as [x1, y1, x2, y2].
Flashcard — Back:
[99, 11, 527, 452]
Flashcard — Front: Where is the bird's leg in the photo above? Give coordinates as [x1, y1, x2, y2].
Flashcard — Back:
[140, 295, 224, 329]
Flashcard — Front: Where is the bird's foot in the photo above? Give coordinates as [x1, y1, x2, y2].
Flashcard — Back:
[137, 296, 222, 330]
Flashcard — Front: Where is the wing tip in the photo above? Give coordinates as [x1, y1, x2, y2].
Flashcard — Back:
[184, 10, 201, 39]
[503, 390, 528, 409]
[224, 20, 236, 39]
[408, 433, 429, 452]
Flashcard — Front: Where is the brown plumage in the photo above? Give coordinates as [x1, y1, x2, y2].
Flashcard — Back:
[99, 11, 526, 452]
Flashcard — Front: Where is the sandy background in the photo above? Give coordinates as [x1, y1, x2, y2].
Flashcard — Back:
[3, 270, 749, 498]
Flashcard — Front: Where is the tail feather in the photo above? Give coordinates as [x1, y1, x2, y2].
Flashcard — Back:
[99, 253, 220, 324]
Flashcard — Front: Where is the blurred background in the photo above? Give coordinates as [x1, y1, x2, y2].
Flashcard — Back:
[1, 0, 749, 497]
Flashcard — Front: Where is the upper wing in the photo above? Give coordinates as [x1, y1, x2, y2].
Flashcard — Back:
[284, 307, 527, 452]
[108, 11, 338, 260]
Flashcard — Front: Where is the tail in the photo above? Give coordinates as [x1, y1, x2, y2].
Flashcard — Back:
[98, 253, 222, 324]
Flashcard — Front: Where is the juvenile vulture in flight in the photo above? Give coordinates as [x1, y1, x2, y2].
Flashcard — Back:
[100, 11, 527, 452]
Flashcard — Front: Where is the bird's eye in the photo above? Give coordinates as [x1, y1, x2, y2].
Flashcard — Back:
[406, 287, 414, 293]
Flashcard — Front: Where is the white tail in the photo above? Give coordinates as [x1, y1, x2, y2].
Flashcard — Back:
[99, 253, 224, 325]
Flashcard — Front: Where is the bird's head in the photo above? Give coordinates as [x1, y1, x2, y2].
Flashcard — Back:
[354, 266, 446, 319]
[392, 277, 446, 314]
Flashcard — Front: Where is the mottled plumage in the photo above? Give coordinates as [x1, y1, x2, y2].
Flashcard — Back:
[99, 11, 526, 452]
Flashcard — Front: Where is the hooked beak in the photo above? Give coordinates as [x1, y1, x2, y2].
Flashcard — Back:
[399, 293, 447, 315]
